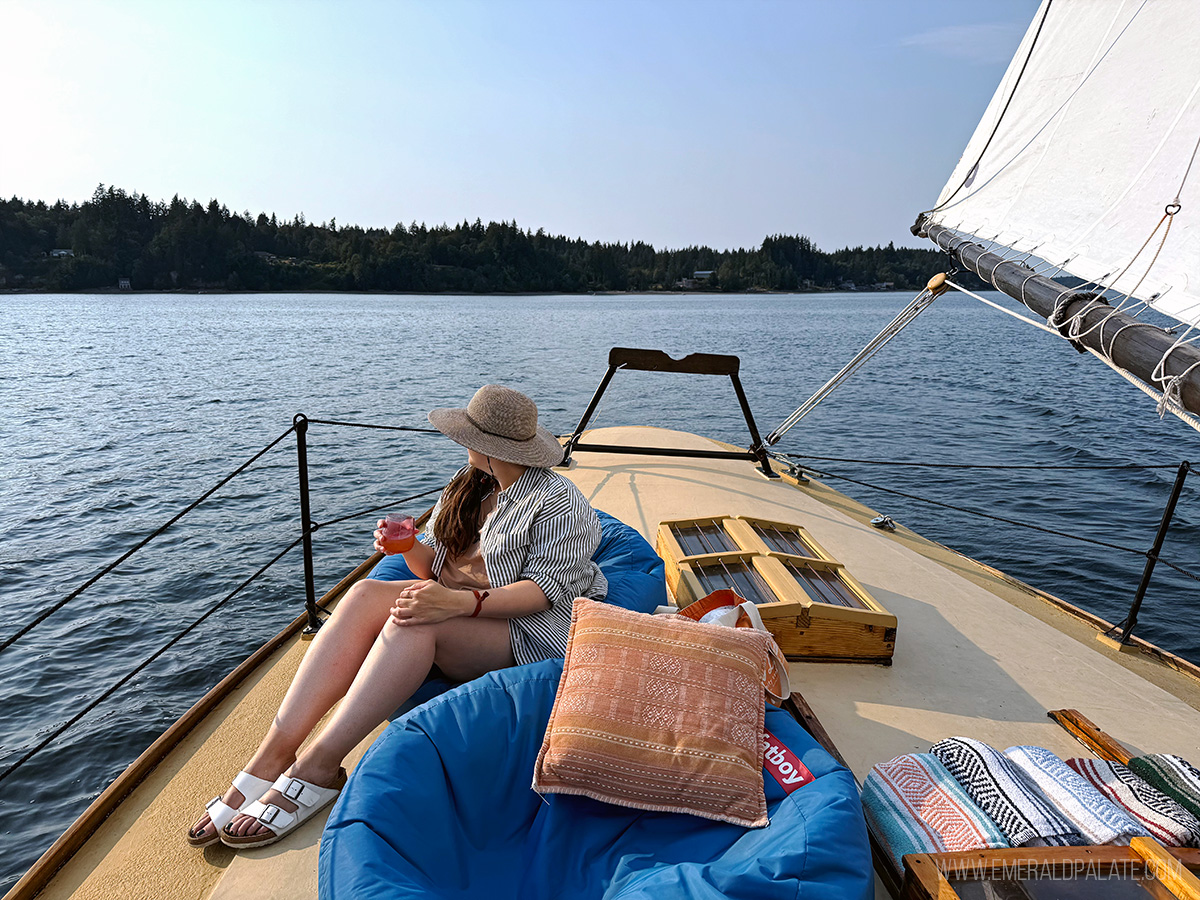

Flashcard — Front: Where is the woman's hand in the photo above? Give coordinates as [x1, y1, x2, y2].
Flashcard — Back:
[373, 519, 388, 555]
[390, 580, 472, 626]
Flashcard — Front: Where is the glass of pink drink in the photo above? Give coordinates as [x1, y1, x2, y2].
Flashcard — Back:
[380, 515, 416, 554]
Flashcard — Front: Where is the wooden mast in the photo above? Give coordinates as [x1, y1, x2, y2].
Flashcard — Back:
[914, 218, 1200, 417]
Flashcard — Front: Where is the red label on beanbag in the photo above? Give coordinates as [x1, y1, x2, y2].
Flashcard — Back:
[763, 728, 814, 793]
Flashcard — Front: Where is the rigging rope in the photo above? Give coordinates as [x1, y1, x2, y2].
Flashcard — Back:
[798, 467, 1150, 558]
[765, 281, 942, 445]
[921, 0, 1055, 218]
[945, 280, 1200, 435]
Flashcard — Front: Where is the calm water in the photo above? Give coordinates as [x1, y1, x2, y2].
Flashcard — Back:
[2, 291, 1198, 888]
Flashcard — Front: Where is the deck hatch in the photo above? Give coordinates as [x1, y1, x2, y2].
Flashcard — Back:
[656, 513, 897, 663]
[693, 560, 776, 605]
[670, 520, 738, 556]
[780, 559, 866, 609]
[753, 522, 820, 557]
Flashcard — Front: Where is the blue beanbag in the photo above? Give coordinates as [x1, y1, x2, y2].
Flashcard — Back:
[368, 509, 666, 614]
[319, 658, 872, 899]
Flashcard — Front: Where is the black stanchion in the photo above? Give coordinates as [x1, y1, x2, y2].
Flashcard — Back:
[294, 414, 321, 638]
[1113, 460, 1192, 645]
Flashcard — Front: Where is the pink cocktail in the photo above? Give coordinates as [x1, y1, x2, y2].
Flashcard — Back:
[380, 515, 416, 554]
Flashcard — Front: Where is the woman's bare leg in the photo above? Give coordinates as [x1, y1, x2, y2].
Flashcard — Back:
[224, 614, 514, 837]
[188, 579, 416, 842]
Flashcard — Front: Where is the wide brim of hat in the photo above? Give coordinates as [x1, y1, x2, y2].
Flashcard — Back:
[428, 407, 565, 468]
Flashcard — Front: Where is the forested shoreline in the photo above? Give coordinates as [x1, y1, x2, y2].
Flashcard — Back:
[1, 185, 975, 294]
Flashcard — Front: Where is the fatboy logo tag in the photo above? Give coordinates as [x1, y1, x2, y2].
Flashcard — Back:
[763, 729, 814, 793]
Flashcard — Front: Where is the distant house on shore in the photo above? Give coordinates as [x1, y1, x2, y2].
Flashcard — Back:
[118, 277, 131, 290]
[50, 249, 74, 258]
[675, 270, 714, 290]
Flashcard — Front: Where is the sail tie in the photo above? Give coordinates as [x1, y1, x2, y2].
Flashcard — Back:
[1151, 327, 1200, 421]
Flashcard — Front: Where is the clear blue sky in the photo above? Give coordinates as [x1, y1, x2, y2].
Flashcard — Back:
[0, 0, 1041, 251]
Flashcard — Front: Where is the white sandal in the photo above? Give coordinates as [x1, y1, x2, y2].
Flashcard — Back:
[187, 770, 274, 847]
[220, 768, 346, 849]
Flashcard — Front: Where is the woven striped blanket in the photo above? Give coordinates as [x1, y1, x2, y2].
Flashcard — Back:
[862, 753, 1009, 871]
[1128, 754, 1200, 824]
[1067, 757, 1200, 847]
[1003, 746, 1146, 844]
[930, 737, 1085, 847]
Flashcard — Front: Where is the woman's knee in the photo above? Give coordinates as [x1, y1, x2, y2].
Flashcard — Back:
[331, 579, 403, 627]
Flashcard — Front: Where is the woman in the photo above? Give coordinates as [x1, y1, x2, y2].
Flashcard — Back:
[187, 384, 606, 849]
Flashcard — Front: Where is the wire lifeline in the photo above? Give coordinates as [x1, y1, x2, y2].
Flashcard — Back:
[1158, 559, 1200, 584]
[0, 531, 307, 787]
[0, 476, 454, 786]
[305, 417, 442, 434]
[773, 452, 1177, 471]
[0, 424, 299, 657]
[810, 469, 1150, 558]
[315, 484, 445, 531]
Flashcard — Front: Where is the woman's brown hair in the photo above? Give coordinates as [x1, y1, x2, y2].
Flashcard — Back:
[433, 465, 497, 558]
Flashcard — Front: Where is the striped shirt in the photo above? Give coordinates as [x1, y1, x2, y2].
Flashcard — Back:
[421, 466, 607, 664]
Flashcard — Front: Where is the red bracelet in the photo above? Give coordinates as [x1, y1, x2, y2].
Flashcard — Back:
[470, 590, 490, 618]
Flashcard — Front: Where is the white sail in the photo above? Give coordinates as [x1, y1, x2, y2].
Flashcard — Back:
[926, 0, 1200, 328]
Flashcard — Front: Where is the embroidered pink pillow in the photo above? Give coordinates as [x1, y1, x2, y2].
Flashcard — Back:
[532, 598, 774, 827]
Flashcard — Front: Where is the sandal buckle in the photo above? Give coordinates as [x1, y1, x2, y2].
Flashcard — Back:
[260, 805, 280, 825]
[282, 779, 305, 802]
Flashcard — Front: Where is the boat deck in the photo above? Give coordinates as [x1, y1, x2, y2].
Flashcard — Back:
[569, 428, 1200, 775]
[19, 425, 1200, 900]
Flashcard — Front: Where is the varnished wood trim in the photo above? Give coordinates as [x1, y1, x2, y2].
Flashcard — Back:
[903, 854, 960, 900]
[751, 556, 809, 610]
[1047, 708, 1133, 764]
[3, 553, 382, 900]
[782, 691, 848, 769]
[1132, 836, 1200, 900]
[722, 517, 767, 554]
[868, 825, 904, 898]
[675, 550, 760, 566]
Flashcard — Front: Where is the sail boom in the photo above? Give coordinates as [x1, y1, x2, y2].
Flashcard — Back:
[921, 222, 1200, 416]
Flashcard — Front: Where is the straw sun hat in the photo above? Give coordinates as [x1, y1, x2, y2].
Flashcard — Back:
[428, 385, 565, 468]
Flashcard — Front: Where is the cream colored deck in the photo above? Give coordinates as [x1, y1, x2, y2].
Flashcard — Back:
[18, 424, 1200, 900]
[568, 427, 1200, 777]
[29, 595, 382, 900]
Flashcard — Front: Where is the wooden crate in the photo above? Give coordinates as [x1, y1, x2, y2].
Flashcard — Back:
[656, 514, 896, 664]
